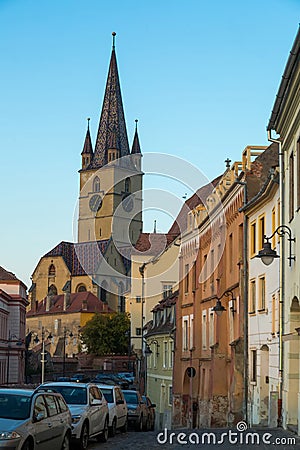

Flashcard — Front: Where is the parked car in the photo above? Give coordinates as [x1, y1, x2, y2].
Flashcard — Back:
[96, 384, 128, 436]
[116, 372, 134, 386]
[122, 390, 148, 431]
[142, 395, 156, 430]
[93, 373, 129, 389]
[41, 382, 109, 449]
[0, 387, 71, 450]
[70, 373, 91, 383]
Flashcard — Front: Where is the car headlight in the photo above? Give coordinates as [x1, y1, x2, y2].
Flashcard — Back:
[0, 431, 21, 440]
[72, 415, 82, 424]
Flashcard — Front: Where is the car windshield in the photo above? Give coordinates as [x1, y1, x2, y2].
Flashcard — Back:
[101, 388, 113, 403]
[48, 386, 87, 405]
[123, 392, 138, 405]
[0, 393, 31, 420]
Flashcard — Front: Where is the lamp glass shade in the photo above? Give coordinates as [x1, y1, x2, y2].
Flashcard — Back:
[213, 300, 226, 316]
[256, 241, 279, 266]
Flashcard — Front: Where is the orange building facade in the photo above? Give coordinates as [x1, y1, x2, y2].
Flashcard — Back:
[172, 145, 278, 428]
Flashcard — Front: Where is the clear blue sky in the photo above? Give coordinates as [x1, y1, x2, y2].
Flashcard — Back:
[0, 0, 299, 287]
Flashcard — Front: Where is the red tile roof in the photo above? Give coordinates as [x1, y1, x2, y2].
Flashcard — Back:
[0, 266, 18, 281]
[133, 233, 175, 257]
[27, 291, 113, 317]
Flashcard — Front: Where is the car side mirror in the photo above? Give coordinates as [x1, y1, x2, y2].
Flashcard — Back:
[34, 412, 45, 422]
[91, 399, 102, 406]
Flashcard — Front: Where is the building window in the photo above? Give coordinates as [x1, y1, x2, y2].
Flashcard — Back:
[249, 279, 256, 313]
[163, 341, 168, 368]
[229, 234, 233, 273]
[272, 207, 276, 248]
[93, 176, 100, 192]
[258, 276, 266, 311]
[190, 314, 194, 349]
[272, 294, 276, 335]
[136, 296, 141, 303]
[202, 311, 207, 350]
[250, 221, 256, 257]
[48, 264, 56, 277]
[163, 284, 173, 299]
[125, 178, 131, 193]
[297, 138, 300, 209]
[183, 317, 189, 351]
[289, 152, 294, 221]
[251, 350, 257, 382]
[136, 328, 142, 336]
[209, 308, 214, 347]
[168, 385, 173, 406]
[192, 263, 197, 292]
[184, 264, 189, 293]
[238, 223, 243, 261]
[258, 215, 265, 251]
[76, 284, 87, 292]
[169, 341, 174, 368]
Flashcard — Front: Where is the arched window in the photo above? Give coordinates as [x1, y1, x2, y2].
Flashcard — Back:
[93, 176, 100, 193]
[100, 281, 108, 303]
[48, 264, 56, 277]
[48, 284, 57, 296]
[125, 178, 131, 193]
[76, 284, 87, 293]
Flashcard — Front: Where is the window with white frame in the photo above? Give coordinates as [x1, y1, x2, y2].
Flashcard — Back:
[183, 316, 189, 351]
[202, 311, 207, 350]
[163, 341, 168, 368]
[169, 340, 174, 368]
[163, 284, 173, 299]
[258, 276, 266, 311]
[190, 314, 194, 350]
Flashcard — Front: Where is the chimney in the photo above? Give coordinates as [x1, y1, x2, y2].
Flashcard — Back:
[63, 292, 71, 311]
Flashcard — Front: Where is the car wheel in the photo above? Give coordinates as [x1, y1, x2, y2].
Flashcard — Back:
[97, 417, 109, 443]
[109, 417, 117, 437]
[61, 433, 70, 450]
[21, 440, 32, 450]
[120, 417, 128, 433]
[79, 422, 89, 450]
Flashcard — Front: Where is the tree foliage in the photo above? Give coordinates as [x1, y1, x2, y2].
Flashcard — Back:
[81, 312, 130, 356]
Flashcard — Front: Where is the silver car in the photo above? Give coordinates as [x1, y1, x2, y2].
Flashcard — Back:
[96, 384, 128, 436]
[0, 388, 71, 450]
[41, 382, 109, 449]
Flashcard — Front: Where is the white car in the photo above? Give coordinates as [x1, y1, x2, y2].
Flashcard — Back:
[41, 382, 109, 449]
[96, 384, 128, 436]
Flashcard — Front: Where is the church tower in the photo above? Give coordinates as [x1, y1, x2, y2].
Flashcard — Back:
[78, 33, 143, 246]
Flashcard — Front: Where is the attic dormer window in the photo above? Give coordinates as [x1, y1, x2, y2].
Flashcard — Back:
[93, 176, 100, 192]
[48, 264, 56, 277]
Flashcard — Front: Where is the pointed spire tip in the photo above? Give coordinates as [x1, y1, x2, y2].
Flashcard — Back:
[112, 32, 116, 49]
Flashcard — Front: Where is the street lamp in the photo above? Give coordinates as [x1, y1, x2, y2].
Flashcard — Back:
[63, 327, 73, 377]
[212, 299, 226, 316]
[33, 327, 53, 383]
[6, 332, 23, 385]
[256, 225, 295, 266]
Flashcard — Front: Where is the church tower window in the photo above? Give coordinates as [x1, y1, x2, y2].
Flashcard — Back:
[93, 176, 100, 192]
[48, 264, 56, 277]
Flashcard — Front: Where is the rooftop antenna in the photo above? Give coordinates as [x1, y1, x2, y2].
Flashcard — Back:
[153, 220, 157, 233]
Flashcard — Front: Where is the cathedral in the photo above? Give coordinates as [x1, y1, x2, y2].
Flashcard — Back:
[28, 33, 143, 317]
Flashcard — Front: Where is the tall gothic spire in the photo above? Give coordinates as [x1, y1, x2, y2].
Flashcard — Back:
[81, 118, 93, 155]
[89, 32, 130, 169]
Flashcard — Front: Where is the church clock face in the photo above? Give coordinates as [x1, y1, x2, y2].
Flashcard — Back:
[89, 194, 103, 212]
[122, 194, 134, 212]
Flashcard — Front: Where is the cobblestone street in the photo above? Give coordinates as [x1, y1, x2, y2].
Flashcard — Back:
[88, 427, 300, 449]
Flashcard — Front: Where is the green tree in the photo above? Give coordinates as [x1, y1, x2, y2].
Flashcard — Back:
[81, 312, 130, 356]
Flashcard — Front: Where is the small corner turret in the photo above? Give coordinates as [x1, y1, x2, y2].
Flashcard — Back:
[81, 118, 94, 169]
[131, 119, 142, 170]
